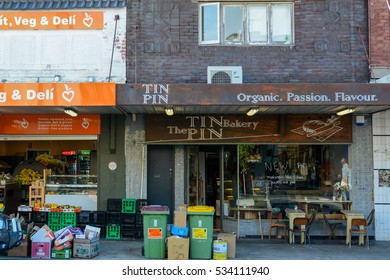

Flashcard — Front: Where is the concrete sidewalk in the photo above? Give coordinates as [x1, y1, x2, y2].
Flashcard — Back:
[1, 237, 389, 260]
[94, 237, 390, 260]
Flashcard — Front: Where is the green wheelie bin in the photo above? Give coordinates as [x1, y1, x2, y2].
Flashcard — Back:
[141, 205, 170, 259]
[187, 205, 215, 259]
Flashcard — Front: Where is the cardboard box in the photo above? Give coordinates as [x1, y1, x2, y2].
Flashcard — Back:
[167, 235, 189, 260]
[30, 224, 55, 259]
[53, 241, 72, 251]
[73, 237, 99, 259]
[84, 225, 101, 239]
[54, 231, 74, 247]
[31, 241, 52, 258]
[7, 223, 33, 257]
[7, 240, 30, 257]
[217, 232, 236, 259]
[177, 204, 187, 211]
[51, 248, 72, 259]
[174, 210, 187, 228]
[30, 224, 55, 242]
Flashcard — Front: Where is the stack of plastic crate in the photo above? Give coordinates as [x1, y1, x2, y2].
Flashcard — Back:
[32, 211, 48, 227]
[105, 198, 122, 239]
[120, 198, 137, 239]
[61, 212, 76, 228]
[48, 212, 77, 232]
[76, 211, 90, 230]
[89, 211, 107, 238]
[135, 199, 148, 238]
[48, 212, 62, 232]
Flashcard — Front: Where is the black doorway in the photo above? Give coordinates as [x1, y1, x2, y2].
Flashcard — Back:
[147, 145, 175, 223]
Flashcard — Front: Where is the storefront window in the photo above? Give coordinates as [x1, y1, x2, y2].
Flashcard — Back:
[237, 144, 350, 214]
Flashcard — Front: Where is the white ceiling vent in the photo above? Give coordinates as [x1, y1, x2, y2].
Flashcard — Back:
[207, 66, 243, 84]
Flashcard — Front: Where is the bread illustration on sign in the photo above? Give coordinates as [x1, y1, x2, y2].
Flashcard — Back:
[291, 116, 343, 142]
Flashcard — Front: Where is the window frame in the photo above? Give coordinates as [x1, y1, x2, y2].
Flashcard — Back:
[199, 2, 294, 47]
[199, 2, 221, 45]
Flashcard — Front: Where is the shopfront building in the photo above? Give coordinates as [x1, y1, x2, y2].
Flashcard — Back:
[0, 82, 118, 214]
[117, 82, 389, 236]
[0, 1, 127, 213]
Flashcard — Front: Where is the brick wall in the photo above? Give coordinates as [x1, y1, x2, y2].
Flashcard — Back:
[369, 0, 390, 66]
[127, 0, 369, 84]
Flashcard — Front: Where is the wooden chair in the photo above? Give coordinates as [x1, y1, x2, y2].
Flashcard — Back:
[289, 212, 316, 246]
[349, 209, 374, 249]
[266, 200, 287, 242]
[349, 218, 369, 249]
[268, 209, 287, 242]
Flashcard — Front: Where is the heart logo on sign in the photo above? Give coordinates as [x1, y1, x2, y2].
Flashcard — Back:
[82, 119, 90, 129]
[21, 118, 29, 129]
[62, 85, 75, 103]
[83, 13, 94, 28]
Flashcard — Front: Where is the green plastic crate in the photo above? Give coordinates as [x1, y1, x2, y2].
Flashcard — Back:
[121, 199, 137, 213]
[48, 212, 62, 225]
[49, 224, 63, 233]
[106, 225, 121, 239]
[61, 212, 76, 226]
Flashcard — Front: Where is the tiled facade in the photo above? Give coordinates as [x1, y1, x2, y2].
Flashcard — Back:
[373, 111, 390, 240]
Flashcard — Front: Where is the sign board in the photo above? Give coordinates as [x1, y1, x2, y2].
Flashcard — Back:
[145, 114, 352, 144]
[0, 83, 116, 106]
[117, 83, 390, 106]
[0, 11, 104, 30]
[0, 115, 100, 135]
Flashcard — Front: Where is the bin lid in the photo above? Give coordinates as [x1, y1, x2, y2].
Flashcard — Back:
[187, 205, 215, 214]
[141, 205, 169, 213]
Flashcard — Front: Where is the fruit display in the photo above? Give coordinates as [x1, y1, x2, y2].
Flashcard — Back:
[14, 168, 42, 185]
[35, 153, 64, 167]
[32, 202, 81, 212]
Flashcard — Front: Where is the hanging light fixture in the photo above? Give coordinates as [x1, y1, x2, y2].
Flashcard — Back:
[64, 107, 78, 117]
[165, 107, 174, 116]
[336, 108, 355, 116]
[246, 108, 259, 116]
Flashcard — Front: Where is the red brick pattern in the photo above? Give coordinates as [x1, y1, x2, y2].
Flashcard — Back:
[369, 0, 390, 66]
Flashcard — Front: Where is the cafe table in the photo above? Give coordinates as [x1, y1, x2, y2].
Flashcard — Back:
[285, 208, 306, 244]
[230, 207, 267, 239]
[340, 210, 365, 246]
[295, 197, 352, 212]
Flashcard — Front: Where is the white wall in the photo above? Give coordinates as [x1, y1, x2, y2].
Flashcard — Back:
[373, 110, 390, 240]
[0, 8, 126, 83]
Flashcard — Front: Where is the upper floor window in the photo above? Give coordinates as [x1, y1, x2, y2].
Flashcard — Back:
[199, 2, 294, 46]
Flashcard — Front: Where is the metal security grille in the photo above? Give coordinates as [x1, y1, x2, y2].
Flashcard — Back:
[211, 71, 231, 83]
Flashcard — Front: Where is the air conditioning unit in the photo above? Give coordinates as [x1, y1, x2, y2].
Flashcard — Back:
[207, 66, 243, 84]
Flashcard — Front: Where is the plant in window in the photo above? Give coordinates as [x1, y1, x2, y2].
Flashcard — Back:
[239, 144, 261, 173]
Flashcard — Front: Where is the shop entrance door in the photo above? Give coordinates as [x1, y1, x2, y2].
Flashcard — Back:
[147, 145, 174, 223]
[187, 145, 238, 231]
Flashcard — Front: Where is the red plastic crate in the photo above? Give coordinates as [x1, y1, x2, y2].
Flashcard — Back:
[31, 241, 51, 259]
